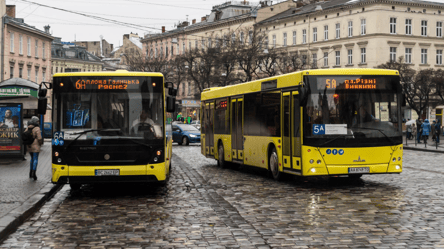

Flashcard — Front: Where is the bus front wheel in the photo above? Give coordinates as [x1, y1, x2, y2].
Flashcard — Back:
[269, 148, 282, 181]
[217, 144, 226, 168]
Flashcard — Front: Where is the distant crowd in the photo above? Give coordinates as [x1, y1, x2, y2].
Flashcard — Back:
[406, 118, 441, 144]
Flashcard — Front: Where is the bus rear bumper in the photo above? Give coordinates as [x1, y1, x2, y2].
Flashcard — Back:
[55, 175, 159, 184]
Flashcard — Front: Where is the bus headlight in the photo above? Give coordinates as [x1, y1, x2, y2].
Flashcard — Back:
[395, 165, 401, 170]
[310, 168, 316, 173]
[153, 157, 158, 162]
[57, 158, 62, 163]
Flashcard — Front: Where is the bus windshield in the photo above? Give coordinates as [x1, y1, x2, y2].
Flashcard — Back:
[56, 76, 164, 141]
[303, 75, 402, 147]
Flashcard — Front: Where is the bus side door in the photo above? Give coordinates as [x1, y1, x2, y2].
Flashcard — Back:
[231, 98, 243, 161]
[282, 91, 302, 173]
[204, 102, 215, 157]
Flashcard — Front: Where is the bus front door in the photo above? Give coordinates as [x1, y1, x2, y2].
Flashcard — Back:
[231, 98, 243, 161]
[282, 92, 302, 174]
[205, 102, 215, 157]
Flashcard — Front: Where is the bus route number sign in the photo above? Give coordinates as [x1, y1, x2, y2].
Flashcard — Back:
[75, 79, 140, 90]
[312, 124, 325, 135]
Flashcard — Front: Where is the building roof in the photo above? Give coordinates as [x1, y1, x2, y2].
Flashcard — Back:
[129, 37, 143, 50]
[257, 0, 444, 25]
[0, 78, 39, 90]
[4, 16, 54, 40]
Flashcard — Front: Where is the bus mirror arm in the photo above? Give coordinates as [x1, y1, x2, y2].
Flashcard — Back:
[166, 96, 175, 113]
[299, 85, 311, 107]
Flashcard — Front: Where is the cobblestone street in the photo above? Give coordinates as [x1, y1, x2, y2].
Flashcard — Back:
[1, 144, 444, 248]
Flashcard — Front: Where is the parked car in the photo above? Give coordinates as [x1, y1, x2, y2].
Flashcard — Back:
[172, 124, 200, 145]
[43, 122, 52, 138]
[190, 120, 200, 130]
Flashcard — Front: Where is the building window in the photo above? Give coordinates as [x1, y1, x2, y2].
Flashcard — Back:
[336, 23, 340, 39]
[348, 21, 353, 37]
[324, 25, 328, 41]
[421, 48, 428, 64]
[361, 19, 366, 35]
[323, 52, 328, 67]
[183, 42, 185, 54]
[187, 82, 191, 96]
[27, 68, 31, 80]
[19, 67, 22, 78]
[35, 40, 38, 57]
[10, 66, 13, 78]
[19, 35, 23, 55]
[390, 47, 397, 62]
[201, 39, 205, 50]
[292, 31, 296, 45]
[437, 50, 443, 65]
[272, 34, 276, 48]
[283, 32, 287, 46]
[189, 41, 191, 51]
[27, 37, 31, 56]
[42, 42, 45, 59]
[405, 19, 412, 35]
[155, 48, 158, 58]
[249, 30, 253, 44]
[231, 33, 236, 43]
[335, 51, 340, 66]
[35, 68, 39, 82]
[312, 53, 317, 68]
[313, 27, 317, 42]
[348, 49, 353, 64]
[405, 48, 412, 63]
[165, 46, 168, 57]
[10, 33, 14, 53]
[264, 36, 269, 48]
[195, 40, 198, 50]
[42, 70, 46, 81]
[302, 29, 307, 44]
[390, 17, 397, 34]
[421, 20, 428, 36]
[361, 48, 366, 63]
[437, 22, 443, 37]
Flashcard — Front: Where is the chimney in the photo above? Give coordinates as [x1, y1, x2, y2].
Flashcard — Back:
[201, 16, 207, 22]
[162, 26, 165, 33]
[192, 19, 196, 24]
[44, 25, 50, 34]
[6, 5, 16, 18]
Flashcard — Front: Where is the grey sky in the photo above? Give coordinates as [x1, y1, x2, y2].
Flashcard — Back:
[7, 0, 444, 49]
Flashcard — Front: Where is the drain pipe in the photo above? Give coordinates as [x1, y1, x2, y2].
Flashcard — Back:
[1, 15, 6, 81]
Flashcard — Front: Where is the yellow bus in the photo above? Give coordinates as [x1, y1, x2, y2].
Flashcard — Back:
[44, 70, 176, 189]
[200, 68, 403, 180]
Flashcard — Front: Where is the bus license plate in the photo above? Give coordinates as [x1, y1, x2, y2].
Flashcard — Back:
[95, 169, 120, 176]
[348, 167, 369, 174]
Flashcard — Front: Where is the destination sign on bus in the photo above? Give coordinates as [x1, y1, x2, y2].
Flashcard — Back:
[74, 79, 140, 90]
[317, 77, 380, 90]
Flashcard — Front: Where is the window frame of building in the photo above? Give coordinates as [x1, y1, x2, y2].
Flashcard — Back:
[35, 67, 38, 82]
[231, 32, 236, 43]
[249, 30, 253, 44]
[240, 32, 244, 44]
[312, 53, 317, 68]
[183, 42, 185, 54]
[324, 25, 328, 41]
[272, 34, 276, 48]
[405, 48, 412, 64]
[27, 37, 31, 56]
[264, 36, 269, 48]
[437, 21, 443, 38]
[323, 52, 328, 67]
[19, 35, 23, 55]
[313, 27, 317, 42]
[189, 41, 192, 51]
[10, 66, 13, 78]
[361, 19, 366, 35]
[390, 17, 397, 34]
[437, 49, 443, 65]
[390, 47, 397, 62]
[348, 49, 353, 65]
[195, 40, 198, 50]
[335, 51, 340, 66]
[42, 42, 45, 59]
[42, 70, 46, 81]
[292, 31, 296, 45]
[283, 32, 287, 47]
[360, 48, 366, 63]
[165, 46, 168, 57]
[19, 67, 23, 78]
[302, 29, 307, 44]
[10, 33, 14, 53]
[27, 67, 31, 80]
[421, 20, 428, 36]
[35, 39, 38, 57]
[421, 48, 428, 64]
[336, 23, 340, 39]
[348, 21, 353, 37]
[405, 19, 412, 35]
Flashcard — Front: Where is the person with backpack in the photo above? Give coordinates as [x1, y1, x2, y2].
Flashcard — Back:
[421, 119, 431, 144]
[23, 116, 43, 180]
[435, 120, 441, 144]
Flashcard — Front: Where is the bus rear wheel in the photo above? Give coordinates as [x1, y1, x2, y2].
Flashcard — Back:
[269, 148, 282, 181]
[217, 144, 226, 168]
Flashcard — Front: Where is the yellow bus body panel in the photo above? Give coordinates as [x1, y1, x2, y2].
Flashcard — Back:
[214, 134, 232, 162]
[52, 163, 167, 183]
[53, 71, 163, 78]
[301, 145, 403, 176]
[243, 136, 281, 169]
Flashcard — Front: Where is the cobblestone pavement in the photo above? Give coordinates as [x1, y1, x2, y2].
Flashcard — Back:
[1, 144, 444, 248]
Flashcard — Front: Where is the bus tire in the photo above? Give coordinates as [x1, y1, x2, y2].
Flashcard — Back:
[217, 143, 226, 168]
[182, 136, 189, 146]
[70, 183, 81, 191]
[269, 147, 282, 181]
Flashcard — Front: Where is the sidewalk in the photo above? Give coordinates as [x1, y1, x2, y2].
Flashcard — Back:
[403, 134, 444, 153]
[0, 139, 62, 243]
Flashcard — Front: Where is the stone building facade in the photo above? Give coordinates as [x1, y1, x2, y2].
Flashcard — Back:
[110, 33, 143, 66]
[74, 39, 114, 58]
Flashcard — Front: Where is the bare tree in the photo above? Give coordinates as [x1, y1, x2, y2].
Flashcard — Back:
[235, 29, 268, 82]
[257, 48, 279, 78]
[124, 50, 173, 80]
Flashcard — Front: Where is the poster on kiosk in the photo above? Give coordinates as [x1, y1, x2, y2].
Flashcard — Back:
[0, 103, 23, 156]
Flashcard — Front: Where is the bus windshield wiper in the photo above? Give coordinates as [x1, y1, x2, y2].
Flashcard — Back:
[320, 134, 355, 147]
[64, 129, 121, 149]
[352, 127, 396, 144]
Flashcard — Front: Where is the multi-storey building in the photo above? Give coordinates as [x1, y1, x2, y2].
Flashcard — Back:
[74, 38, 114, 58]
[111, 33, 143, 66]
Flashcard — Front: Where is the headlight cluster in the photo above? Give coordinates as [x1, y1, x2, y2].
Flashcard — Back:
[309, 159, 322, 164]
[393, 157, 402, 162]
[190, 134, 197, 138]
[54, 151, 62, 163]
[153, 150, 162, 162]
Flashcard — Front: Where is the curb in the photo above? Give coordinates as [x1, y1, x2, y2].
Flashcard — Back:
[404, 146, 444, 153]
[0, 182, 63, 243]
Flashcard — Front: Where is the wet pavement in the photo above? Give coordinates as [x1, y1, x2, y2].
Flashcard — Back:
[1, 143, 444, 248]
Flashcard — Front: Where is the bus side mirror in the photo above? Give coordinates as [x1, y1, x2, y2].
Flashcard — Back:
[168, 87, 177, 96]
[299, 86, 310, 106]
[37, 98, 47, 115]
[167, 96, 175, 113]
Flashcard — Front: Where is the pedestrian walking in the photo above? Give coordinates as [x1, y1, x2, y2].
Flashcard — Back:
[431, 120, 436, 141]
[435, 120, 441, 144]
[421, 119, 431, 144]
[412, 123, 417, 141]
[416, 118, 423, 143]
[24, 116, 43, 180]
[406, 119, 412, 140]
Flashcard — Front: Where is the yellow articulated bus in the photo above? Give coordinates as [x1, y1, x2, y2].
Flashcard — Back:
[200, 68, 403, 180]
[43, 71, 176, 190]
